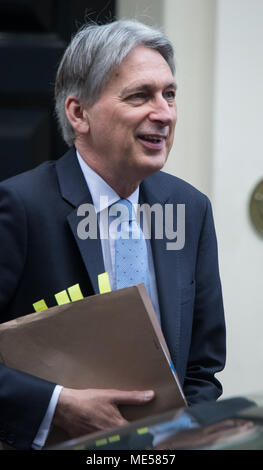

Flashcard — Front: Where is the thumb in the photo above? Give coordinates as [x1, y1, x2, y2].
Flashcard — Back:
[111, 389, 155, 405]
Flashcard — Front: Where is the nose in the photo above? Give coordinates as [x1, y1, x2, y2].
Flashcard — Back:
[148, 95, 176, 125]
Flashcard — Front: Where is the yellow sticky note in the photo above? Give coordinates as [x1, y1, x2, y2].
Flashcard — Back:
[55, 290, 70, 305]
[33, 299, 48, 312]
[96, 438, 108, 447]
[109, 435, 120, 443]
[67, 283, 84, 302]
[98, 272, 111, 294]
[137, 427, 149, 435]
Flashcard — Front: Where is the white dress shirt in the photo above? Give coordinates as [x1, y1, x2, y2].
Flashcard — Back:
[33, 151, 161, 448]
[76, 151, 161, 322]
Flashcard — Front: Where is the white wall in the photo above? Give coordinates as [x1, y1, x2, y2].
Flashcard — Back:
[212, 0, 263, 397]
[117, 0, 263, 398]
[117, 0, 163, 26]
[117, 0, 214, 197]
[162, 0, 215, 198]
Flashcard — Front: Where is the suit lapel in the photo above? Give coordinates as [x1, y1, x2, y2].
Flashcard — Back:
[140, 176, 182, 367]
[56, 150, 182, 364]
[56, 148, 105, 294]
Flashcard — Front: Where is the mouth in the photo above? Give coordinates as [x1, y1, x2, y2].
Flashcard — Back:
[137, 134, 167, 150]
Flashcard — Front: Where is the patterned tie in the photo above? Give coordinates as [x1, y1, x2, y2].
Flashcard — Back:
[112, 199, 151, 298]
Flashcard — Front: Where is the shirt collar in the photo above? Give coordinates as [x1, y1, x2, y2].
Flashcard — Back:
[76, 150, 139, 213]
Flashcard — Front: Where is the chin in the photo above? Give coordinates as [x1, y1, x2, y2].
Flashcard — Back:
[147, 152, 168, 170]
[137, 157, 167, 180]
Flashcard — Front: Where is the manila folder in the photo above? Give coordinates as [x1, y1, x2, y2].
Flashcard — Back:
[0, 284, 186, 444]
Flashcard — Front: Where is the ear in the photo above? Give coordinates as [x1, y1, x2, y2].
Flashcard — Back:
[65, 95, 90, 135]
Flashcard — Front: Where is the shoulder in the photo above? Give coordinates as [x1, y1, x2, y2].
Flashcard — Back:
[0, 160, 56, 196]
[144, 170, 210, 210]
[0, 160, 63, 224]
[0, 148, 76, 207]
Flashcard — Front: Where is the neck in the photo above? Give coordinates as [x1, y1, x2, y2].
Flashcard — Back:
[75, 143, 141, 198]
[112, 182, 139, 199]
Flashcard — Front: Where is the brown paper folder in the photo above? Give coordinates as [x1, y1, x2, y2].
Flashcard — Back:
[0, 284, 186, 446]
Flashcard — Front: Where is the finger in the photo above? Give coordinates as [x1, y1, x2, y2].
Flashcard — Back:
[110, 410, 130, 427]
[109, 389, 155, 405]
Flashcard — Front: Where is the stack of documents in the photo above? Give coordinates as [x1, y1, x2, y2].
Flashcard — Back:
[0, 284, 186, 445]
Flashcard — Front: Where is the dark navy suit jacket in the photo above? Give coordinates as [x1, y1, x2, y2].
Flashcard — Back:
[0, 148, 226, 449]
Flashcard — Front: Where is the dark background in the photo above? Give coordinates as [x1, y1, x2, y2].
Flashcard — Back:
[0, 0, 115, 181]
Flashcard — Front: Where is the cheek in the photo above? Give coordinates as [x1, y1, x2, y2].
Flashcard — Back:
[106, 120, 137, 149]
[173, 107, 178, 127]
[97, 126, 131, 154]
[91, 106, 144, 151]
[168, 110, 177, 141]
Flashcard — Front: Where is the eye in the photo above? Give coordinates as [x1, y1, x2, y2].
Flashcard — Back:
[164, 90, 176, 102]
[128, 92, 147, 101]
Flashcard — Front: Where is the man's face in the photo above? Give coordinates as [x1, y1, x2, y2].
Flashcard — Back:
[84, 45, 177, 184]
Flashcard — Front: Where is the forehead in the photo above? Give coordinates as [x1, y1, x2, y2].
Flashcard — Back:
[105, 45, 175, 93]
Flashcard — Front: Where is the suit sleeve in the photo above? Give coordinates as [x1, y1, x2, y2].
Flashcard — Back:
[184, 197, 226, 405]
[0, 183, 55, 450]
[0, 183, 27, 313]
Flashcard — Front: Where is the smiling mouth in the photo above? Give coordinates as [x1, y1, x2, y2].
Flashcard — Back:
[138, 134, 166, 143]
[137, 134, 167, 150]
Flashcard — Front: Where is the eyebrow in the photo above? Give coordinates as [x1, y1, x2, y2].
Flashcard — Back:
[120, 81, 177, 97]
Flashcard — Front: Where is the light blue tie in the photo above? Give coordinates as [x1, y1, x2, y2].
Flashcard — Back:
[113, 199, 151, 298]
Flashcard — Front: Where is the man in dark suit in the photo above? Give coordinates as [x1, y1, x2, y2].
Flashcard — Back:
[0, 20, 226, 449]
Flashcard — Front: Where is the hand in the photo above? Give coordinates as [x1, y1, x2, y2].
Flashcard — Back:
[53, 387, 155, 438]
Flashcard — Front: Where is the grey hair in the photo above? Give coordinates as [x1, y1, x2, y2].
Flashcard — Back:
[55, 19, 175, 147]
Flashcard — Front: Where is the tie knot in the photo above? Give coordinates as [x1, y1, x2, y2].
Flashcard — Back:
[111, 199, 135, 222]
